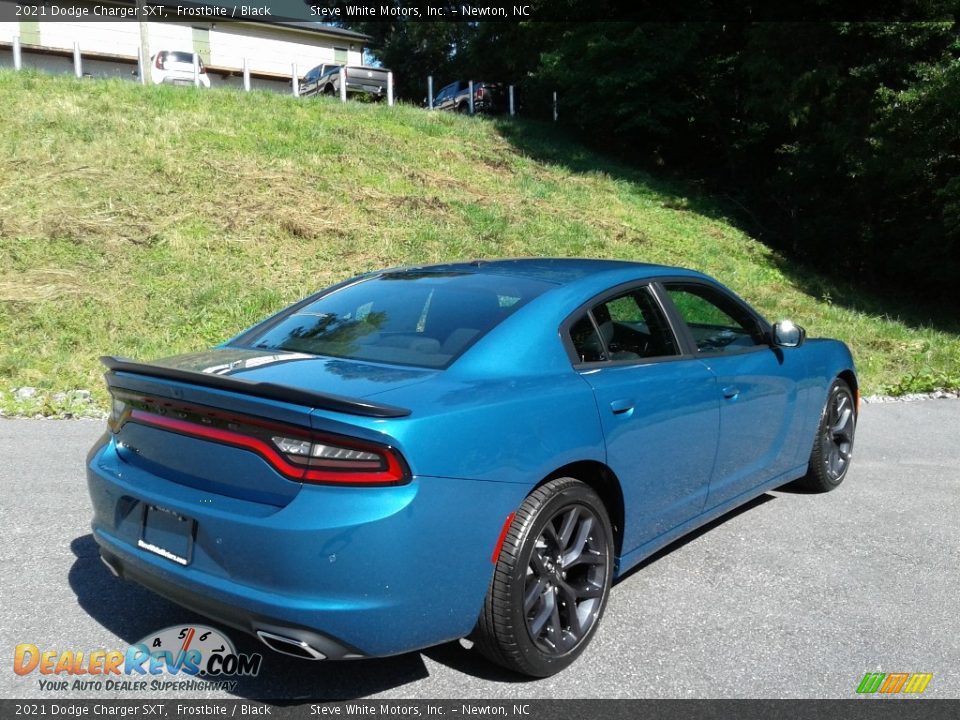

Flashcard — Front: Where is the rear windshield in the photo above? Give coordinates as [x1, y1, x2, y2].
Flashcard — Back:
[167, 51, 201, 66]
[240, 272, 553, 368]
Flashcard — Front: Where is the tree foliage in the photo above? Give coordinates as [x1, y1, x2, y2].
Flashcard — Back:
[346, 14, 960, 302]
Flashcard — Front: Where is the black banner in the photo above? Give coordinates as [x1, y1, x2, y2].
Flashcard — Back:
[1, 700, 959, 720]
[0, 0, 956, 23]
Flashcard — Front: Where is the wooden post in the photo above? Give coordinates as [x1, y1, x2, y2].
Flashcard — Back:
[73, 41, 82, 78]
[193, 52, 200, 87]
[387, 71, 394, 106]
[138, 19, 149, 85]
[468, 80, 474, 114]
[509, 85, 515, 116]
[243, 58, 250, 91]
[13, 35, 22, 71]
[552, 90, 558, 122]
[291, 62, 299, 97]
[428, 75, 433, 109]
[339, 67, 346, 102]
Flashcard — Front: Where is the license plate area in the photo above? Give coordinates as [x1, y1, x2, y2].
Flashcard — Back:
[138, 504, 196, 566]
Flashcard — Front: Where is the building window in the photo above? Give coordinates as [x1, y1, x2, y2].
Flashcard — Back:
[334, 47, 348, 64]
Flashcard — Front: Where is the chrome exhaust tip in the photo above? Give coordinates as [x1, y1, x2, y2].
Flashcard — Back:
[256, 630, 326, 660]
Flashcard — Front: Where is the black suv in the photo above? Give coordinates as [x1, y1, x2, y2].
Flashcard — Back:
[431, 81, 506, 114]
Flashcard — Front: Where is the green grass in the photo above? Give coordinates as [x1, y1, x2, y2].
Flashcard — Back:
[1, 70, 958, 416]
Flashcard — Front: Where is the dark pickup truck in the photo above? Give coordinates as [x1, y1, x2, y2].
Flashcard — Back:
[300, 64, 391, 100]
[431, 80, 507, 114]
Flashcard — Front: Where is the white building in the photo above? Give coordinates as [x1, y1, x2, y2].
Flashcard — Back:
[0, 4, 370, 91]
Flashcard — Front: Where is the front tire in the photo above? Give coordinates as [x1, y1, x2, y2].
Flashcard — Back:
[801, 378, 856, 492]
[475, 478, 614, 677]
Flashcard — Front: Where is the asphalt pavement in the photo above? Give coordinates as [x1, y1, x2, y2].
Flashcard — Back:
[1, 400, 957, 700]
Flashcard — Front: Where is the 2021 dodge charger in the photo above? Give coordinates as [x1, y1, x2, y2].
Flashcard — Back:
[87, 258, 858, 677]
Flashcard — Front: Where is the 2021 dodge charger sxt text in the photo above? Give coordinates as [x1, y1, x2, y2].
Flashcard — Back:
[87, 258, 857, 677]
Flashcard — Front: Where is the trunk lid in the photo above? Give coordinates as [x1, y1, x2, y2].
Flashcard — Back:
[103, 348, 429, 505]
[142, 347, 434, 401]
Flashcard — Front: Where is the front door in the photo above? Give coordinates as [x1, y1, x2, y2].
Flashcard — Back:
[569, 286, 720, 553]
[660, 282, 800, 509]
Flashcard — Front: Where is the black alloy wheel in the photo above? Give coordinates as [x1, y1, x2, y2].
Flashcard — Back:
[801, 378, 857, 491]
[474, 477, 614, 677]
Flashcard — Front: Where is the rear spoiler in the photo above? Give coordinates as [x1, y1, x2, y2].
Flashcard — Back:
[101, 356, 411, 419]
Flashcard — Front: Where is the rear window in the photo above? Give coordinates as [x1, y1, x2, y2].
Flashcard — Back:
[240, 272, 553, 368]
[167, 51, 200, 65]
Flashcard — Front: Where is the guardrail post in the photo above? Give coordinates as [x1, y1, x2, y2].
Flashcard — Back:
[243, 58, 250, 91]
[468, 80, 474, 114]
[387, 71, 394, 106]
[73, 41, 82, 78]
[428, 75, 433, 109]
[291, 62, 299, 97]
[552, 90, 558, 122]
[137, 48, 150, 85]
[137, 20, 149, 85]
[509, 85, 515, 116]
[13, 35, 22, 71]
[339, 67, 346, 102]
[193, 53, 200, 87]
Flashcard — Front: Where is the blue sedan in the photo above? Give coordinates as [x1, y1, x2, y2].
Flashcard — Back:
[87, 258, 858, 677]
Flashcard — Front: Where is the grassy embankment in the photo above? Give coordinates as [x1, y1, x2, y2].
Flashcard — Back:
[0, 70, 957, 416]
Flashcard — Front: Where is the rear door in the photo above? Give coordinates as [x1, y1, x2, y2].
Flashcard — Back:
[567, 284, 720, 552]
[659, 281, 802, 508]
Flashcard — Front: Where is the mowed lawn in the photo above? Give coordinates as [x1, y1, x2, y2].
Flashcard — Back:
[1, 70, 957, 416]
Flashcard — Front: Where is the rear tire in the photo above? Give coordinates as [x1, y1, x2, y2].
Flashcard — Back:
[474, 478, 614, 677]
[800, 379, 856, 492]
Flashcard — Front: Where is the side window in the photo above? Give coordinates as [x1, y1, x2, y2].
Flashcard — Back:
[569, 287, 679, 364]
[665, 284, 765, 353]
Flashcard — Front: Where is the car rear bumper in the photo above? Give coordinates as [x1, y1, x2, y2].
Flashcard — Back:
[96, 543, 361, 660]
[86, 435, 524, 658]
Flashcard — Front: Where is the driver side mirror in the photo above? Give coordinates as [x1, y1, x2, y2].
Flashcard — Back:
[772, 320, 806, 348]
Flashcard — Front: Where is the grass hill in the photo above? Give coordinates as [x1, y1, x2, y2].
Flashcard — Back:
[0, 70, 957, 416]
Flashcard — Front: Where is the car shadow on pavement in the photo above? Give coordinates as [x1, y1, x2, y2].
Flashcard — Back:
[420, 640, 535, 683]
[68, 534, 430, 700]
[613, 493, 776, 585]
[422, 493, 777, 679]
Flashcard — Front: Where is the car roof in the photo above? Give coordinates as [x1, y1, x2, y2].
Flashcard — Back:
[381, 258, 707, 289]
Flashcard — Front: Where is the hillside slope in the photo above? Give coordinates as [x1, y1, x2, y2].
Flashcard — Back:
[0, 71, 957, 415]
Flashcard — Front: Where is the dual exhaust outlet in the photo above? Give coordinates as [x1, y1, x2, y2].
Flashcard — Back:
[255, 630, 327, 660]
[100, 551, 332, 661]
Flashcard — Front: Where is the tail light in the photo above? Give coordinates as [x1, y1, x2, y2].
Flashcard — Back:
[154, 52, 166, 70]
[108, 389, 409, 485]
[476, 86, 485, 99]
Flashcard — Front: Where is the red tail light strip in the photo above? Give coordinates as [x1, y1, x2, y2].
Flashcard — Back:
[126, 408, 408, 485]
